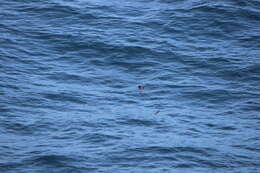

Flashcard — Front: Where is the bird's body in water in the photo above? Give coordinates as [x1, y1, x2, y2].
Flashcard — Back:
[138, 85, 144, 90]
[154, 110, 160, 115]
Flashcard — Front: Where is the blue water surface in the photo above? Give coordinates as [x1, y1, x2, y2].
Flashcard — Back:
[0, 0, 260, 173]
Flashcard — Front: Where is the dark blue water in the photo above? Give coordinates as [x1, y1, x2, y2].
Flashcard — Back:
[1, 0, 260, 172]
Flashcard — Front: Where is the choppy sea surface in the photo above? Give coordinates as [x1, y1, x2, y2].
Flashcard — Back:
[1, 0, 260, 172]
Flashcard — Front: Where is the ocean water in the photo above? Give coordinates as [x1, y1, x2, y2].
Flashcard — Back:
[0, 0, 260, 172]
